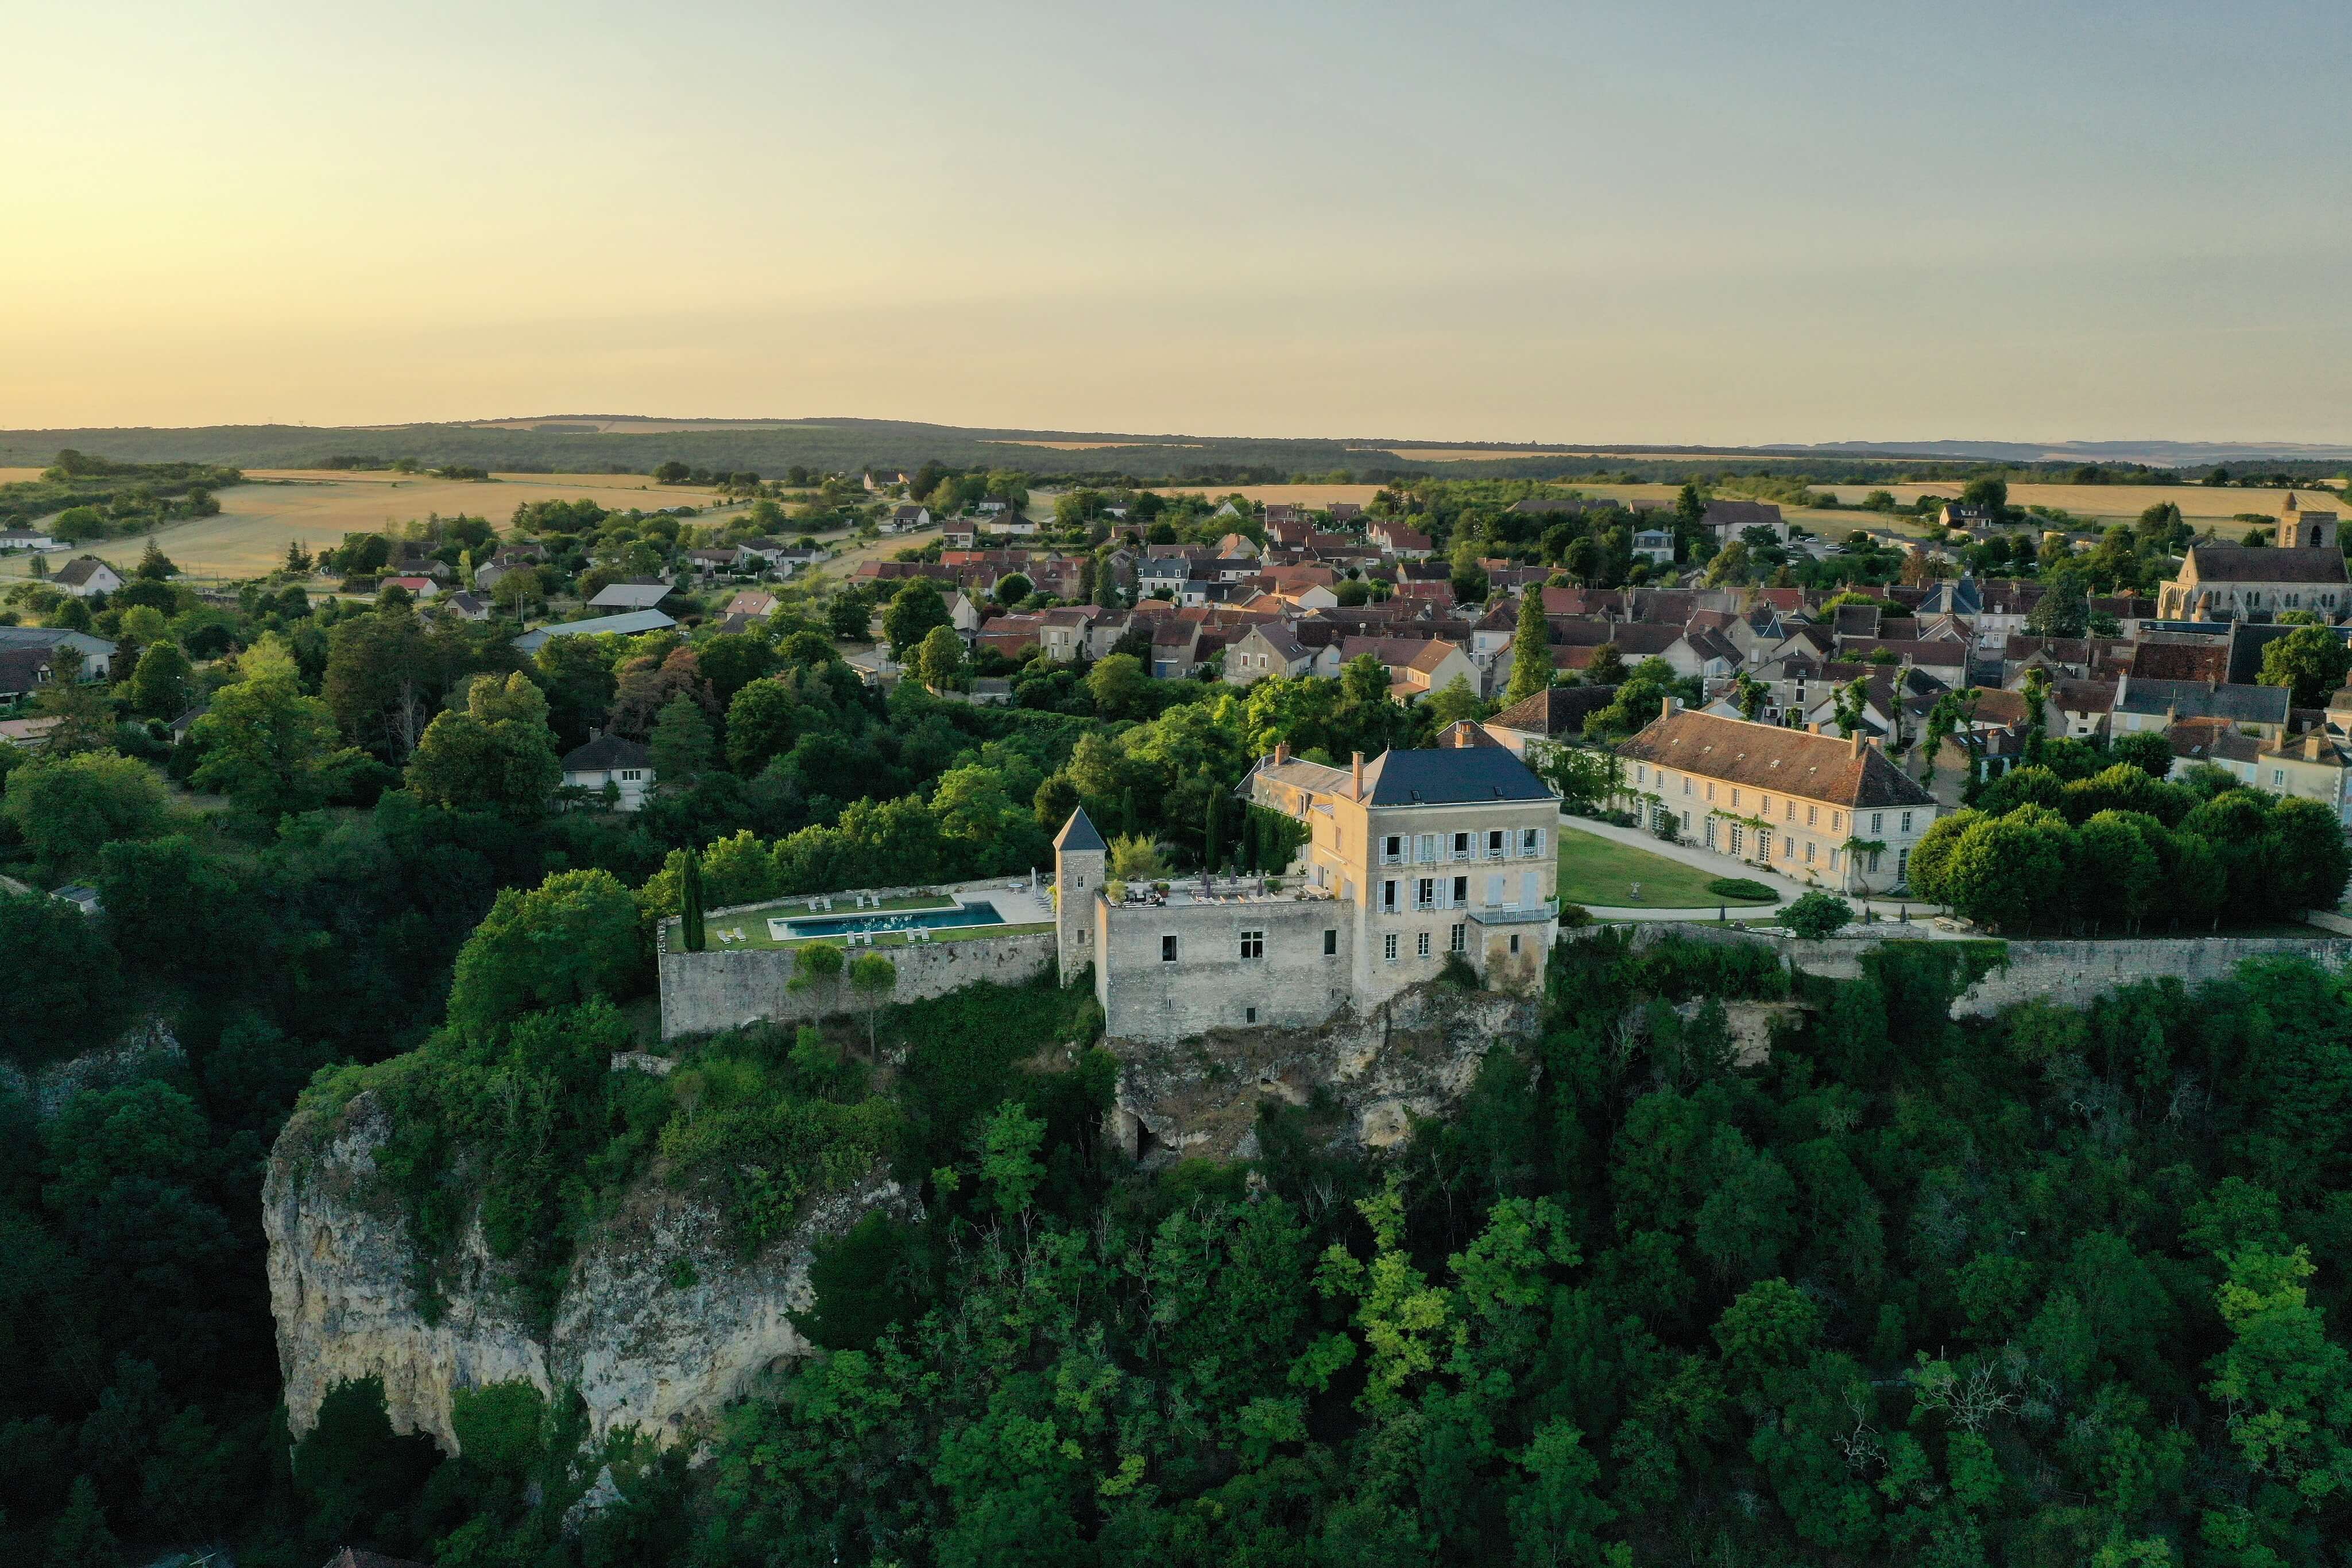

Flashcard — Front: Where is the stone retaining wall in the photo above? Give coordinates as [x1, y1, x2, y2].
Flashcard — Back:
[657, 930, 1056, 1040]
[1605, 924, 2352, 1017]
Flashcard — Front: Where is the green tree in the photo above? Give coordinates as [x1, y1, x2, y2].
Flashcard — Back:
[2, 750, 167, 866]
[48, 1476, 119, 1568]
[680, 847, 706, 952]
[122, 637, 193, 719]
[0, 892, 125, 1063]
[1087, 652, 1151, 719]
[2026, 572, 2090, 638]
[1781, 891, 1853, 938]
[2259, 623, 2352, 708]
[446, 868, 643, 1036]
[648, 691, 717, 785]
[1425, 674, 1484, 727]
[1509, 1420, 1615, 1568]
[914, 623, 968, 692]
[403, 671, 563, 816]
[881, 578, 952, 657]
[1585, 644, 1627, 687]
[1503, 588, 1553, 704]
[849, 952, 898, 1058]
[28, 645, 114, 753]
[976, 1100, 1047, 1217]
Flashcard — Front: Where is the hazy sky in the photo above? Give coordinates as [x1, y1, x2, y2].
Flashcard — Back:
[5, 0, 2348, 442]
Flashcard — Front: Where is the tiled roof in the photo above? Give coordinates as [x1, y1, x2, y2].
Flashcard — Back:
[1618, 709, 1937, 809]
[1488, 684, 1620, 738]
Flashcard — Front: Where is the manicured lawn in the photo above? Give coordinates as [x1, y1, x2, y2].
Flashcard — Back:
[1557, 830, 1778, 910]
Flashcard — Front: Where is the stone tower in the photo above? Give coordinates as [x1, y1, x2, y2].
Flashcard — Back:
[2280, 492, 2334, 551]
[1052, 807, 1107, 985]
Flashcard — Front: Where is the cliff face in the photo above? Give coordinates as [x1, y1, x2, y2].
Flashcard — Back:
[265, 1088, 907, 1453]
[1109, 982, 1538, 1161]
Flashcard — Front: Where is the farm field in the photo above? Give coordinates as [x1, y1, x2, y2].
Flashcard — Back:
[1808, 481, 2336, 531]
[0, 469, 741, 582]
[1142, 482, 1388, 509]
[0, 467, 47, 484]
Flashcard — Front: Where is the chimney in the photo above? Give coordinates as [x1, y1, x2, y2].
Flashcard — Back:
[1808, 721, 1824, 735]
[1352, 751, 1364, 797]
[1662, 694, 1678, 719]
[1273, 741, 1290, 766]
[1850, 729, 1865, 758]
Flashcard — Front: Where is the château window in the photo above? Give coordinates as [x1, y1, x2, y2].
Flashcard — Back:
[1323, 928, 1337, 955]
[1871, 811, 1882, 833]
[1415, 878, 1435, 911]
[1240, 930, 1264, 959]
[1901, 811, 1913, 833]
[1160, 935, 1178, 963]
[1417, 834, 1438, 863]
[1487, 829, 1506, 857]
[1383, 835, 1404, 865]
[1452, 831, 1472, 859]
[1450, 923, 1466, 953]
[1382, 880, 1399, 913]
[1519, 828, 1543, 857]
[1384, 933, 1399, 962]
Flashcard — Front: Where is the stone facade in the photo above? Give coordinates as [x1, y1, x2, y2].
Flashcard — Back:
[1058, 745, 1562, 1046]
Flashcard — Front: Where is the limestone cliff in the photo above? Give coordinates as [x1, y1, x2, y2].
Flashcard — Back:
[265, 1087, 908, 1453]
[1109, 982, 1538, 1160]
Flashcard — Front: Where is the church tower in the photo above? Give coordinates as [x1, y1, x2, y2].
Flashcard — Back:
[2280, 492, 2333, 550]
[1052, 808, 1107, 985]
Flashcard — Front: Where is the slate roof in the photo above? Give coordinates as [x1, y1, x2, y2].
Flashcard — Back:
[2114, 676, 2290, 725]
[1488, 684, 1621, 739]
[589, 579, 673, 609]
[561, 734, 653, 772]
[55, 556, 114, 586]
[2180, 543, 2349, 584]
[511, 609, 676, 652]
[1055, 807, 1108, 852]
[1617, 709, 1937, 809]
[1357, 746, 1554, 807]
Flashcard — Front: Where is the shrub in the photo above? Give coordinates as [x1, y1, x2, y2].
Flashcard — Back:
[1556, 903, 1593, 930]
[1782, 891, 1855, 940]
[1708, 877, 1774, 901]
[1436, 951, 1480, 989]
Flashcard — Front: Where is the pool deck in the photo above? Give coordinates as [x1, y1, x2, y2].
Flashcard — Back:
[699, 878, 1059, 951]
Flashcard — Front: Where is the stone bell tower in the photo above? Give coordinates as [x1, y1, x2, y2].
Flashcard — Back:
[1052, 807, 1108, 984]
[2280, 492, 2333, 550]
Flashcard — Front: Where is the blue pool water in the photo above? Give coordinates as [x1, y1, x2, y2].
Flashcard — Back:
[777, 900, 1005, 939]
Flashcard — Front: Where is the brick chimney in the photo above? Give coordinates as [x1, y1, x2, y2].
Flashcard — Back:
[1273, 741, 1290, 766]
[1352, 751, 1364, 797]
[1850, 728, 1865, 758]
[1661, 694, 1678, 719]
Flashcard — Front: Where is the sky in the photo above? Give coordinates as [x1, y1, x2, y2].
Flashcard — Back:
[3, 0, 2349, 444]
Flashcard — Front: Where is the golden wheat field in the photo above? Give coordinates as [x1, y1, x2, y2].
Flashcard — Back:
[0, 467, 49, 484]
[0, 470, 732, 582]
[1811, 482, 2341, 530]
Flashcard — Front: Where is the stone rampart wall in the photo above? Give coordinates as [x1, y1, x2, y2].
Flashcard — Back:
[1606, 923, 2352, 1016]
[658, 931, 1055, 1040]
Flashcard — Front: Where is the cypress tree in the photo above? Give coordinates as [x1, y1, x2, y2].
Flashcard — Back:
[680, 849, 706, 952]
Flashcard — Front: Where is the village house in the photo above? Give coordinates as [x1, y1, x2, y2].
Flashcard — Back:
[560, 734, 655, 811]
[2110, 675, 2292, 742]
[1053, 742, 1560, 1043]
[53, 556, 125, 598]
[439, 590, 492, 622]
[1616, 703, 1940, 895]
[0, 529, 57, 552]
[886, 505, 932, 534]
[0, 625, 118, 682]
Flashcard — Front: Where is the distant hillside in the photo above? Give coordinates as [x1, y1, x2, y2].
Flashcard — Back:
[1, 417, 2345, 483]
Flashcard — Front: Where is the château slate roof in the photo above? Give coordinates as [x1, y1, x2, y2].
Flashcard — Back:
[1055, 808, 1108, 852]
[1358, 746, 1554, 807]
[1617, 710, 1936, 809]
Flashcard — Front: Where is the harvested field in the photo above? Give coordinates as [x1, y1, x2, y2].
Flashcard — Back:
[1143, 482, 1388, 508]
[0, 470, 739, 582]
[1812, 481, 2335, 529]
[985, 439, 1204, 451]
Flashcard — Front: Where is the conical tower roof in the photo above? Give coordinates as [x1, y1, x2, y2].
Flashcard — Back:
[1054, 807, 1108, 852]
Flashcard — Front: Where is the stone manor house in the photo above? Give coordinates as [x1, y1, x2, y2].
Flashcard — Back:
[1054, 742, 1561, 1042]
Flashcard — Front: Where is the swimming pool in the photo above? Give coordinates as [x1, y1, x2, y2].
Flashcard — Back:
[771, 900, 1006, 940]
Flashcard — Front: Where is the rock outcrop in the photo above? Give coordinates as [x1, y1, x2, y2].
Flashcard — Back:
[1109, 981, 1537, 1161]
[265, 1089, 908, 1453]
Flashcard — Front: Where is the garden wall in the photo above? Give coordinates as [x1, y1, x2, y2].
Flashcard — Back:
[1610, 924, 2352, 1019]
[656, 929, 1057, 1041]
